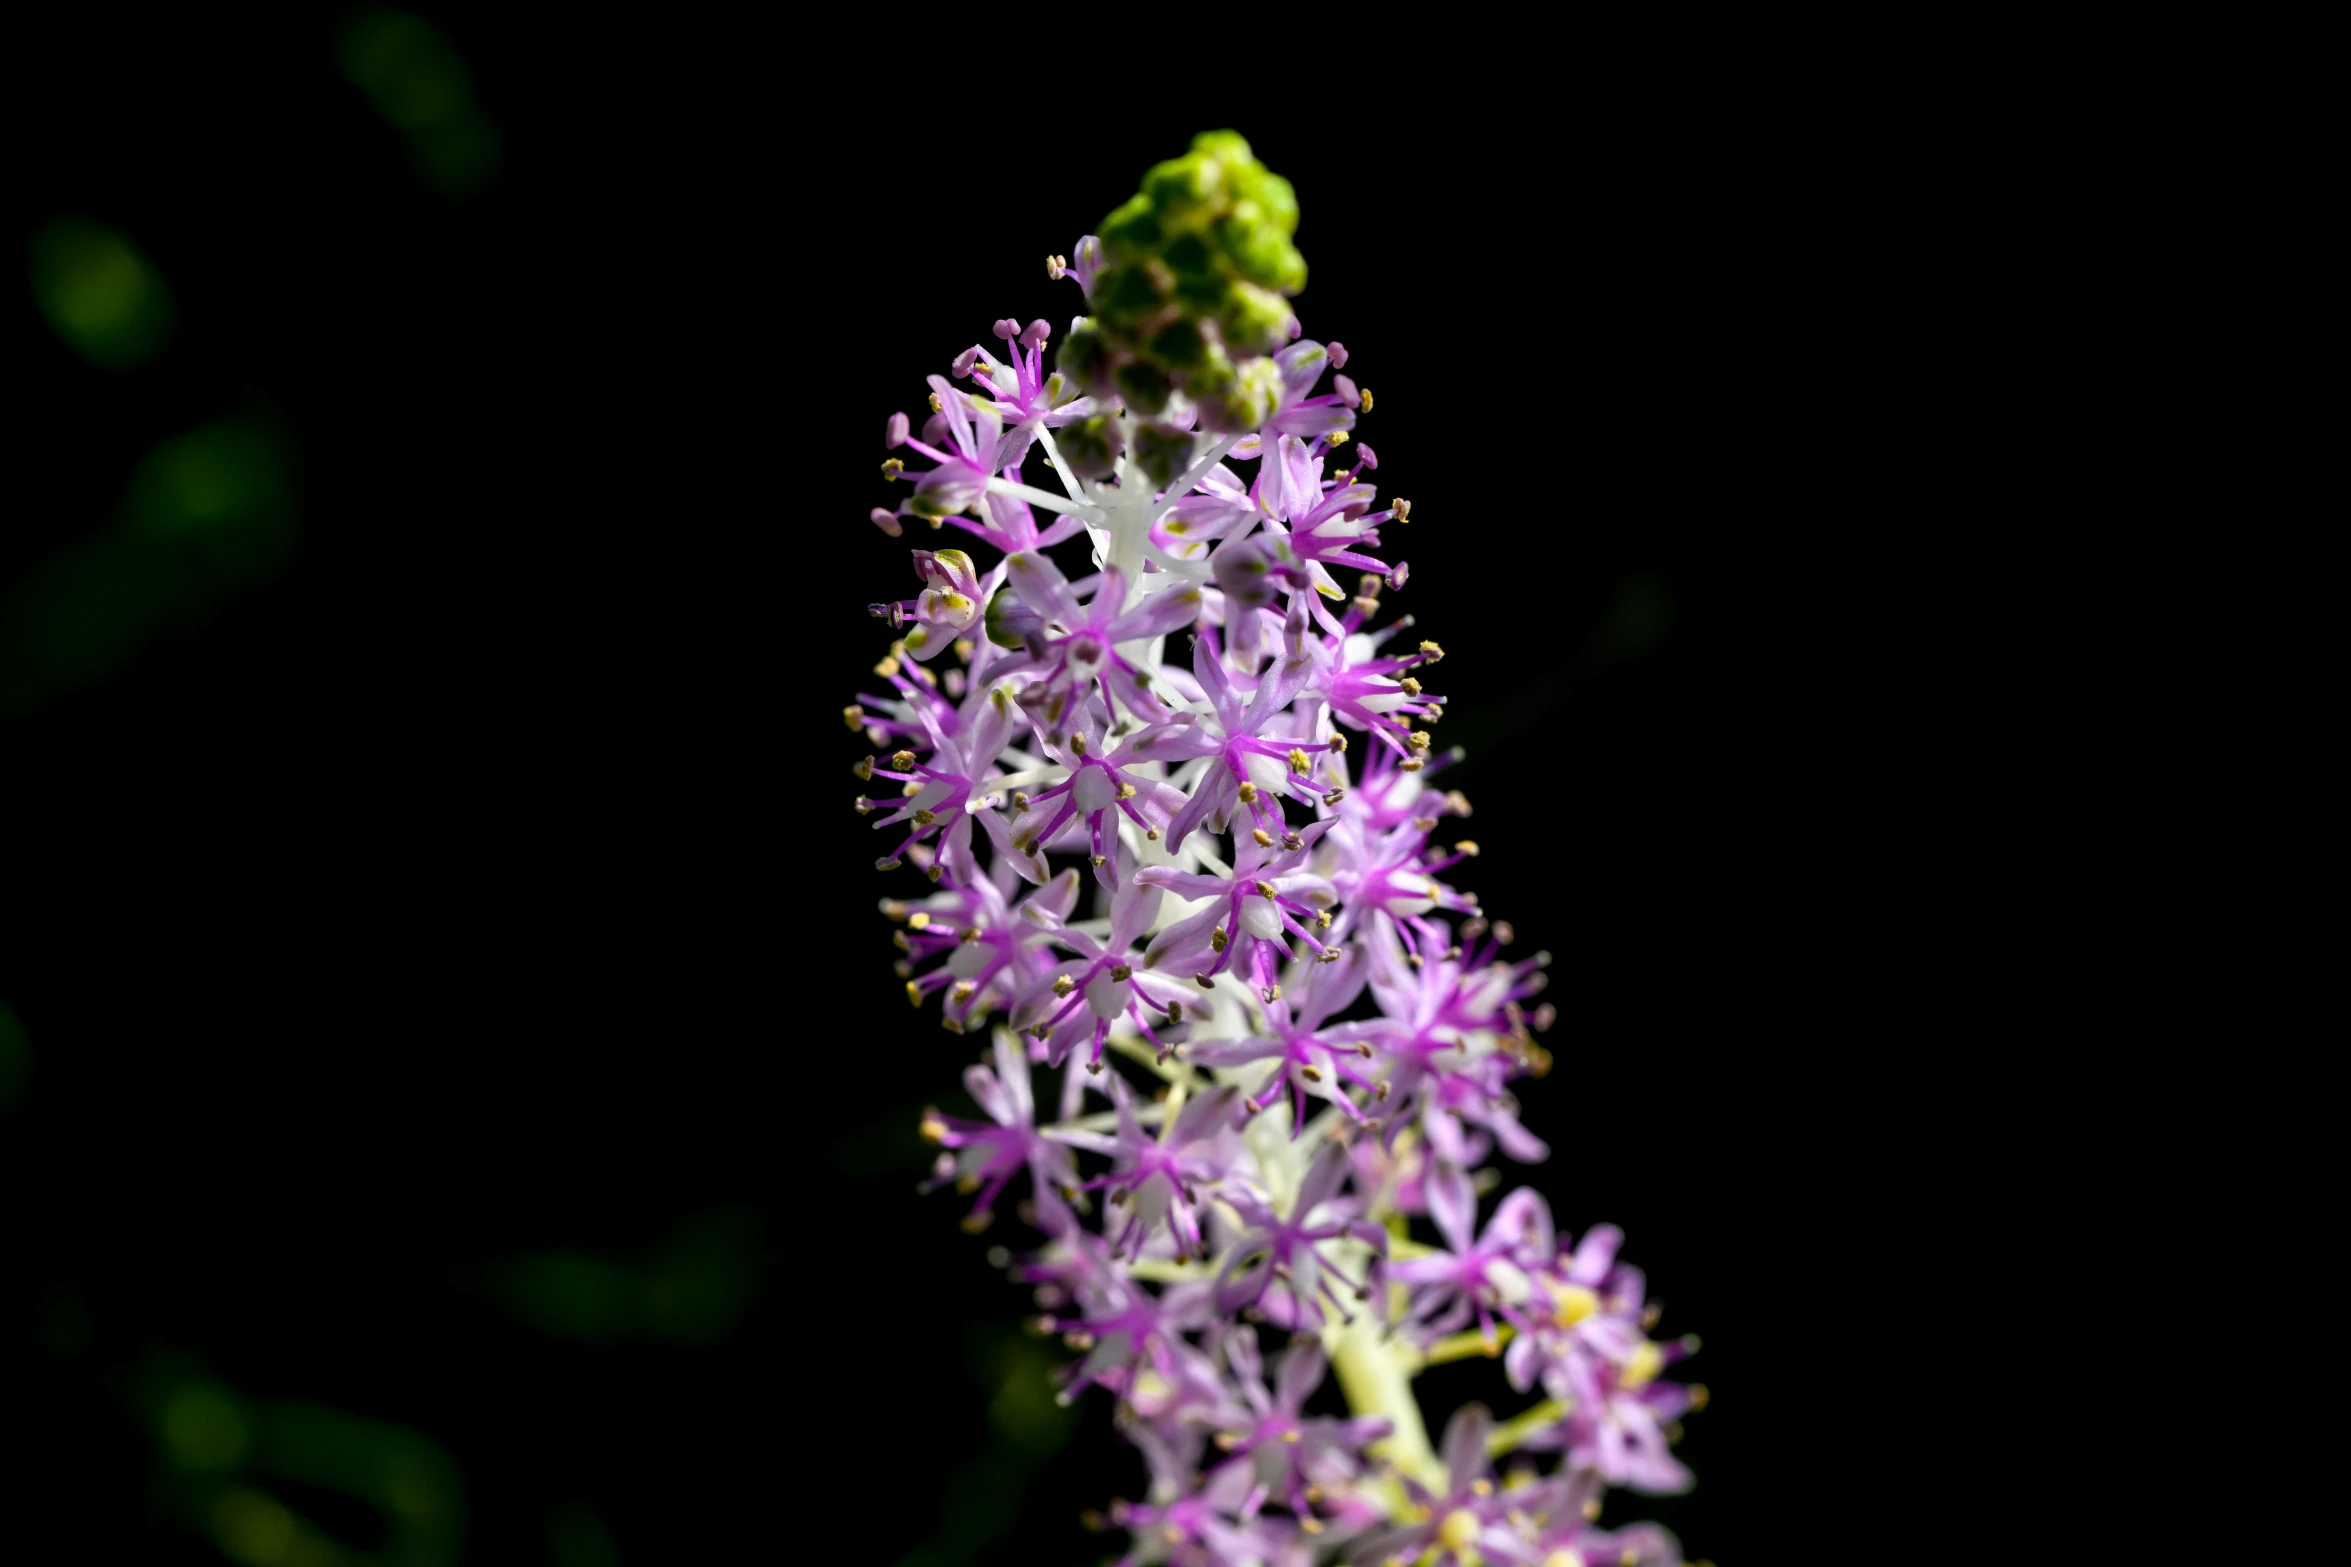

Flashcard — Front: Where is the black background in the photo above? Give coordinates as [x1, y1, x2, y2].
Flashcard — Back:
[1, 15, 1924, 1563]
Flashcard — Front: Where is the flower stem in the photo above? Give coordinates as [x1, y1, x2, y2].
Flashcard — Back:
[1325, 1307, 1444, 1497]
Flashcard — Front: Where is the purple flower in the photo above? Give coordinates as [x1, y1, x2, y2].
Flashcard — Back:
[853, 136, 1711, 1558]
[1211, 1144, 1387, 1330]
[918, 1029, 1077, 1230]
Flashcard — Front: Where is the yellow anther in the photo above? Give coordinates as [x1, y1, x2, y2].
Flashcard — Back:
[1117, 782, 1136, 799]
[1287, 747, 1311, 773]
[1045, 253, 1068, 278]
[949, 981, 975, 1002]
[1438, 1509, 1480, 1551]
[928, 392, 943, 413]
[1399, 676, 1422, 696]
[1408, 731, 1432, 752]
[843, 705, 867, 732]
[1253, 880, 1277, 898]
[1209, 927, 1228, 952]
[1326, 430, 1348, 447]
[1052, 975, 1076, 998]
[1281, 1427, 1302, 1444]
[1391, 498, 1411, 523]
[902, 780, 923, 796]
[907, 912, 931, 930]
[1688, 1383, 1710, 1411]
[1109, 964, 1131, 982]
[1455, 840, 1479, 856]
[881, 458, 904, 480]
[1359, 387, 1374, 412]
[873, 655, 901, 677]
[919, 1112, 947, 1142]
[1542, 1551, 1587, 1567]
[913, 809, 937, 826]
[905, 980, 923, 1007]
[853, 756, 875, 780]
[1618, 1340, 1664, 1390]
[1253, 828, 1273, 847]
[1238, 780, 1259, 803]
[1069, 731, 1088, 754]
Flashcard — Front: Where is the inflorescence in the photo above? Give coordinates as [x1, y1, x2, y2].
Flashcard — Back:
[855, 132, 1706, 1567]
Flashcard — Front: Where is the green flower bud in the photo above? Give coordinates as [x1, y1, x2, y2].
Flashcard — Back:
[1112, 359, 1173, 418]
[1098, 193, 1162, 263]
[1194, 353, 1283, 436]
[1143, 153, 1227, 231]
[1186, 129, 1255, 169]
[1055, 320, 1115, 397]
[1095, 263, 1171, 338]
[1055, 412, 1124, 480]
[1216, 282, 1294, 358]
[1132, 423, 1197, 491]
[1146, 317, 1208, 371]
[1218, 211, 1306, 293]
[983, 583, 1028, 650]
[1161, 232, 1215, 280]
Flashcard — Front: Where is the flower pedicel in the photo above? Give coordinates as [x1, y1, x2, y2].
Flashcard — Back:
[856, 132, 1708, 1567]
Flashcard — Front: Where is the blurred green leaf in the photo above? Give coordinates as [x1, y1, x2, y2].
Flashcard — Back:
[146, 1360, 466, 1567]
[1, 420, 294, 717]
[547, 1503, 621, 1567]
[29, 217, 173, 367]
[340, 10, 498, 196]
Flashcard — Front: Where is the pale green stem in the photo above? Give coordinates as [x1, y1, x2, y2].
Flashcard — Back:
[1150, 433, 1242, 522]
[1415, 1323, 1516, 1369]
[1033, 425, 1095, 507]
[1326, 1307, 1444, 1496]
[985, 474, 1101, 519]
[1484, 1399, 1571, 1460]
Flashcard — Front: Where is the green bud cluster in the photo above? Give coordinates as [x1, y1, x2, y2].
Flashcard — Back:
[1057, 131, 1306, 437]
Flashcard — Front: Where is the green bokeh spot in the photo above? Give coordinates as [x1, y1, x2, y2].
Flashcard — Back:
[0, 421, 295, 718]
[341, 9, 473, 130]
[548, 1504, 621, 1567]
[29, 217, 173, 368]
[504, 1251, 629, 1342]
[341, 8, 499, 196]
[161, 1382, 252, 1472]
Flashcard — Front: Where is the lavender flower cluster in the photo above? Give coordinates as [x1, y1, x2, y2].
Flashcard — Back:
[851, 133, 1706, 1567]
